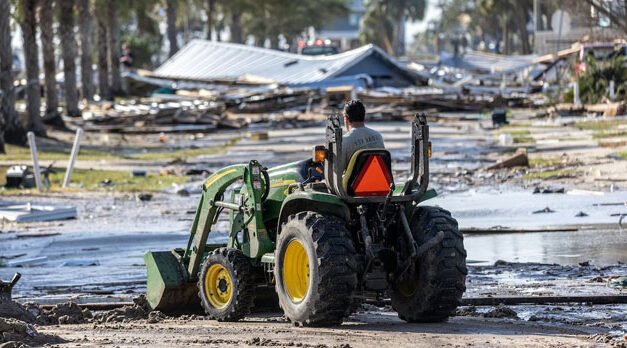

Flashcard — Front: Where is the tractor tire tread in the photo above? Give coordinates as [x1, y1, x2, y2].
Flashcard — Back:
[197, 247, 255, 322]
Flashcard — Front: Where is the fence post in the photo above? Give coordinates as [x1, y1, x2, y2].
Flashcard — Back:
[27, 132, 43, 192]
[63, 128, 83, 188]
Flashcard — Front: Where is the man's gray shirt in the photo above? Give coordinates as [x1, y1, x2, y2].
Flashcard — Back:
[341, 126, 385, 169]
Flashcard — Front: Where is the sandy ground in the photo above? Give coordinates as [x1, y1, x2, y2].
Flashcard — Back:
[40, 311, 603, 348]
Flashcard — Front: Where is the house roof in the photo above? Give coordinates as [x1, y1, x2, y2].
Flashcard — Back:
[152, 40, 415, 86]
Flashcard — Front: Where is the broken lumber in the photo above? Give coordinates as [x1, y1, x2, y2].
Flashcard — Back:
[487, 150, 529, 170]
[461, 295, 627, 306]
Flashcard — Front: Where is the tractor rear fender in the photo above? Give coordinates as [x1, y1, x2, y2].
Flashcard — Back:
[277, 191, 350, 230]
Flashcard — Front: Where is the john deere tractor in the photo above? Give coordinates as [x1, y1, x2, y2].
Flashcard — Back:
[145, 113, 467, 326]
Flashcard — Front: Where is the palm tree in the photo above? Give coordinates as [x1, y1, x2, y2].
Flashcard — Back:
[58, 0, 80, 117]
[166, 0, 179, 57]
[39, 0, 65, 127]
[96, 14, 110, 100]
[78, 0, 94, 101]
[107, 0, 122, 95]
[17, 0, 46, 136]
[0, 0, 27, 150]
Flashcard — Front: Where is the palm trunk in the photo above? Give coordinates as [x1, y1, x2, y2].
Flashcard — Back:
[78, 0, 94, 101]
[107, 0, 122, 95]
[206, 0, 214, 40]
[58, 0, 81, 117]
[96, 16, 110, 100]
[39, 0, 63, 127]
[166, 0, 179, 57]
[0, 0, 27, 148]
[230, 11, 243, 43]
[19, 0, 46, 136]
[393, 12, 406, 57]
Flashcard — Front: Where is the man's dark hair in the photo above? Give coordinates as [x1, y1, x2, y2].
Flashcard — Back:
[344, 100, 365, 123]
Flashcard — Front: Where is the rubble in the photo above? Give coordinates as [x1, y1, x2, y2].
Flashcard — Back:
[0, 317, 63, 347]
[92, 296, 152, 323]
[483, 304, 519, 319]
[35, 302, 93, 325]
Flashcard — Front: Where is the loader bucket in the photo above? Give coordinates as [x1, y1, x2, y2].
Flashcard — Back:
[144, 251, 200, 313]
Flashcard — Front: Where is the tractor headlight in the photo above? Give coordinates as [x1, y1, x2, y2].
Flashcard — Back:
[428, 141, 432, 158]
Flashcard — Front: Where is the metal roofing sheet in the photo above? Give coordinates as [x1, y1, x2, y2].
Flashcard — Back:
[153, 40, 406, 85]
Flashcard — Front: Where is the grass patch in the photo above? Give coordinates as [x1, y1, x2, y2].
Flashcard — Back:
[498, 129, 535, 144]
[1, 139, 236, 162]
[617, 151, 627, 159]
[529, 157, 564, 167]
[575, 120, 627, 131]
[592, 130, 627, 139]
[1, 144, 123, 161]
[523, 169, 575, 180]
[0, 166, 187, 193]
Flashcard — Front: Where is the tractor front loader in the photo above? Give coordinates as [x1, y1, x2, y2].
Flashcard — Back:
[145, 113, 467, 326]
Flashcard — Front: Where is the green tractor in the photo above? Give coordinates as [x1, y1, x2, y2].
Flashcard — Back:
[145, 113, 467, 326]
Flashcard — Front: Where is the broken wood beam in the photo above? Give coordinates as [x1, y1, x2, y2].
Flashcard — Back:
[461, 295, 627, 306]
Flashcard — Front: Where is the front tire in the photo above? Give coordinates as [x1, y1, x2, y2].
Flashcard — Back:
[275, 212, 357, 326]
[392, 206, 467, 322]
[197, 248, 255, 321]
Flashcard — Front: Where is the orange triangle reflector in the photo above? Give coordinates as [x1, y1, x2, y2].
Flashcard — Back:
[352, 155, 393, 196]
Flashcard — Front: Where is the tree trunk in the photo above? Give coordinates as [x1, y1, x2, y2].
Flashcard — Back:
[0, 0, 27, 149]
[78, 0, 94, 101]
[58, 0, 81, 117]
[107, 0, 122, 95]
[392, 12, 406, 57]
[96, 15, 110, 100]
[19, 0, 46, 136]
[39, 0, 64, 127]
[230, 11, 243, 43]
[166, 0, 179, 57]
[206, 0, 214, 40]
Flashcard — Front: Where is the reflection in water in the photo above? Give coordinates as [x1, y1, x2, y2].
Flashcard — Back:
[465, 228, 627, 265]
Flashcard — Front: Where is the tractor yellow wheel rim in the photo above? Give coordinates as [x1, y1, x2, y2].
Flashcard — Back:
[282, 239, 310, 303]
[204, 263, 233, 309]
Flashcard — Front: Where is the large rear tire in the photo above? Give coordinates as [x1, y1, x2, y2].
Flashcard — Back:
[275, 212, 357, 326]
[391, 206, 467, 322]
[198, 247, 255, 321]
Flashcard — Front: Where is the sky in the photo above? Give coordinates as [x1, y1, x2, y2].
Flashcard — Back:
[406, 0, 442, 45]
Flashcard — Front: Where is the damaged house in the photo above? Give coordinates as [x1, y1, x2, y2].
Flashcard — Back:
[150, 40, 423, 88]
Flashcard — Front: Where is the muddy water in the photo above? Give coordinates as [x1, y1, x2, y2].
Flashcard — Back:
[431, 188, 627, 265]
[464, 228, 627, 265]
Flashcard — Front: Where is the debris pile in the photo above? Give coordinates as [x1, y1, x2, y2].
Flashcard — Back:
[483, 304, 519, 319]
[32, 302, 93, 325]
[0, 317, 63, 347]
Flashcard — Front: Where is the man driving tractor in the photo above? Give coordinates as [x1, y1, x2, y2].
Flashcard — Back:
[341, 100, 385, 170]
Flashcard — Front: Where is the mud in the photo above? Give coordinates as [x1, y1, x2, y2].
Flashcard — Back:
[0, 301, 34, 323]
[92, 297, 151, 323]
[0, 317, 63, 347]
[483, 304, 519, 319]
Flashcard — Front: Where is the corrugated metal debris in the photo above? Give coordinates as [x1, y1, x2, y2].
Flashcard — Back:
[0, 201, 77, 222]
[152, 40, 420, 88]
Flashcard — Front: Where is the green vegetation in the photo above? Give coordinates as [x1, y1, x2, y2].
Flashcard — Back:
[523, 169, 575, 180]
[0, 166, 187, 193]
[617, 151, 627, 159]
[498, 129, 534, 144]
[577, 55, 627, 104]
[0, 141, 234, 162]
[0, 144, 123, 161]
[575, 119, 627, 131]
[528, 157, 564, 168]
[592, 130, 627, 139]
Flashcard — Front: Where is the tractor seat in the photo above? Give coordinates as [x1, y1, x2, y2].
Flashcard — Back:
[342, 149, 394, 197]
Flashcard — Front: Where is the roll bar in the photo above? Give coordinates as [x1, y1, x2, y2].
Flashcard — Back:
[323, 113, 430, 204]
